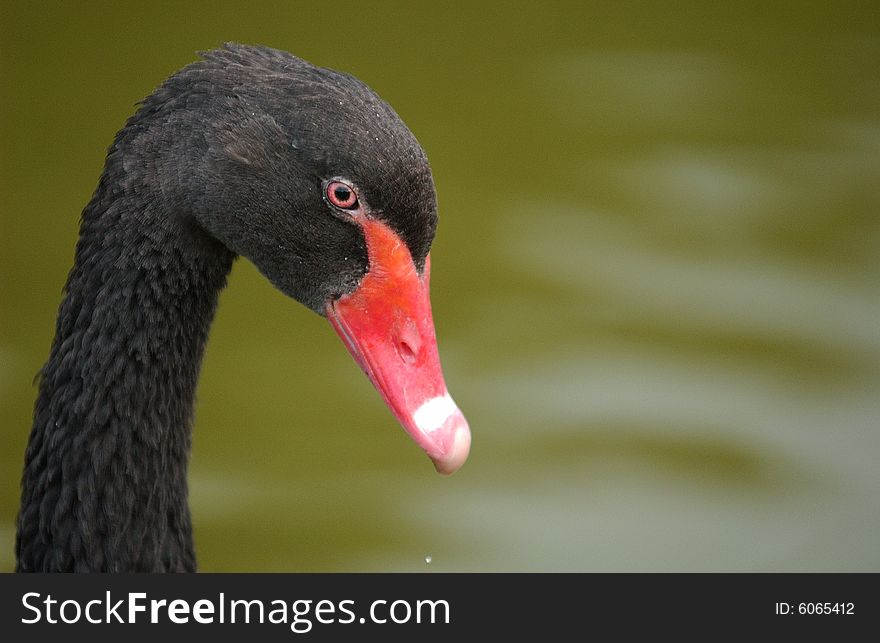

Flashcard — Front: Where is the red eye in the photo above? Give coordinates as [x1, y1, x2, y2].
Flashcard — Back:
[326, 180, 359, 209]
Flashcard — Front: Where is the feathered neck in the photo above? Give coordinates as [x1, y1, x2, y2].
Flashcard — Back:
[16, 160, 234, 572]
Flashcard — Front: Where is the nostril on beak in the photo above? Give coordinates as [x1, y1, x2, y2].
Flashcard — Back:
[397, 338, 418, 364]
[395, 318, 421, 365]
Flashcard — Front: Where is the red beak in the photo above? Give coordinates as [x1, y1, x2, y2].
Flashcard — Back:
[326, 215, 470, 474]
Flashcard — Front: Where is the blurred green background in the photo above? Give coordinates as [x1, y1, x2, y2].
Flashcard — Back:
[1, 1, 878, 571]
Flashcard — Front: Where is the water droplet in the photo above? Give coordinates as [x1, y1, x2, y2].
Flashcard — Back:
[424, 555, 432, 564]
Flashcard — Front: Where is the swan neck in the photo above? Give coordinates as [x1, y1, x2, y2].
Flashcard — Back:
[16, 191, 233, 572]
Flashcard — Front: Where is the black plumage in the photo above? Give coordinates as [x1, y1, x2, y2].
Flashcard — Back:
[16, 43, 439, 572]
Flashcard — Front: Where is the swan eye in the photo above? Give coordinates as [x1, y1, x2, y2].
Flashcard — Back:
[326, 180, 359, 209]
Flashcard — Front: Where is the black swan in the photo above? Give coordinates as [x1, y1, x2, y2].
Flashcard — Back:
[15, 43, 470, 572]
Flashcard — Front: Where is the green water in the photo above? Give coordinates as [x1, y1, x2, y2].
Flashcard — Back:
[1, 2, 878, 571]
